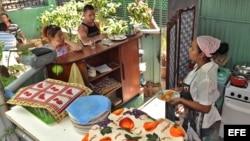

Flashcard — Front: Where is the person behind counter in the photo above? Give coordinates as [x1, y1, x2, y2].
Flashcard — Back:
[42, 25, 82, 57]
[0, 13, 27, 44]
[77, 4, 104, 47]
[168, 36, 229, 140]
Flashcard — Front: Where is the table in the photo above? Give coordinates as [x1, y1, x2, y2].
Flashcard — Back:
[5, 95, 166, 141]
[5, 106, 83, 141]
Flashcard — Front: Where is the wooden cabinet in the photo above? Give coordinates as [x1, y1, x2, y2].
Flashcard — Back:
[120, 39, 140, 102]
[46, 33, 142, 108]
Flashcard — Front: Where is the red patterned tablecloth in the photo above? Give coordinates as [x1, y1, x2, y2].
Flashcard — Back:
[7, 78, 92, 122]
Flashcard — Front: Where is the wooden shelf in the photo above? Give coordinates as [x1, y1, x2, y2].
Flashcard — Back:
[111, 96, 123, 107]
[104, 86, 122, 97]
[88, 65, 120, 82]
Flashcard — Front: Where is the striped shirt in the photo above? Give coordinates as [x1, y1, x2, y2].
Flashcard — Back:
[0, 31, 16, 51]
[8, 23, 21, 37]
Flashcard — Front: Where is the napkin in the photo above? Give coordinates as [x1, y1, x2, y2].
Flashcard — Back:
[68, 63, 85, 86]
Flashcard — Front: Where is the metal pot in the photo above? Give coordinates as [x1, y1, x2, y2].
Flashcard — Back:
[230, 73, 248, 88]
[233, 62, 250, 79]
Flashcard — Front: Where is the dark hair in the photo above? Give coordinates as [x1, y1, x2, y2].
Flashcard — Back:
[0, 13, 12, 23]
[197, 42, 229, 55]
[197, 42, 229, 61]
[83, 4, 95, 12]
[0, 22, 7, 31]
[212, 42, 229, 55]
[42, 25, 61, 40]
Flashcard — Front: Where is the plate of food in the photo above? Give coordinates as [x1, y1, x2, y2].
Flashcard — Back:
[157, 90, 180, 102]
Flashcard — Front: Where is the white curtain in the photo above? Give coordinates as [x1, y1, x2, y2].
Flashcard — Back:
[0, 82, 19, 141]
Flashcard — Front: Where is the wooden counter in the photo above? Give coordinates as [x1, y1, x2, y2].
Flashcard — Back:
[47, 32, 142, 108]
[54, 32, 142, 63]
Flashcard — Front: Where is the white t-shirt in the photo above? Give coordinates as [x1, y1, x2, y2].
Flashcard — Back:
[183, 61, 221, 128]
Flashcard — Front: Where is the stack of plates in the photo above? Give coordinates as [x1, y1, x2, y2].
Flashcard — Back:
[66, 95, 111, 134]
[70, 111, 110, 134]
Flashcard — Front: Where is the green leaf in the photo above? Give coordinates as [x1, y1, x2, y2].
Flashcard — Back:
[124, 134, 142, 140]
[146, 133, 159, 141]
[100, 126, 112, 136]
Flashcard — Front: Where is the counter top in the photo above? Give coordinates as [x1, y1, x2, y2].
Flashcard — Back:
[5, 95, 165, 141]
[5, 106, 83, 141]
[55, 32, 143, 64]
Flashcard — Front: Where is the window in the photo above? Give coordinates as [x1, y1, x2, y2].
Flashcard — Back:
[1, 0, 45, 11]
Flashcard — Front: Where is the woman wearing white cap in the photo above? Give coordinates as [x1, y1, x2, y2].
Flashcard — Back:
[168, 35, 228, 141]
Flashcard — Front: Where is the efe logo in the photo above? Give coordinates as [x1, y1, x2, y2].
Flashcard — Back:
[224, 125, 250, 139]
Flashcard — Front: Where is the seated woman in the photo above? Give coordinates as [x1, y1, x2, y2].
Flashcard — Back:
[42, 25, 82, 57]
[0, 13, 27, 44]
[77, 4, 105, 47]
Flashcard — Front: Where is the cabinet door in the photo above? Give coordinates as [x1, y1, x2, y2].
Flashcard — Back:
[120, 39, 140, 102]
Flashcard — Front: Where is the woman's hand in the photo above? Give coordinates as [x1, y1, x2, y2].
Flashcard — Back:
[64, 39, 82, 51]
[171, 87, 183, 93]
[168, 97, 182, 106]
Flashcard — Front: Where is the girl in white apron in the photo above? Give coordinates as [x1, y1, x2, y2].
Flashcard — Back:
[167, 36, 228, 141]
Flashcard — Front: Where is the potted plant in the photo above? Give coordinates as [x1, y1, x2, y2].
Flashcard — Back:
[0, 41, 14, 87]
[0, 42, 30, 87]
[102, 17, 128, 37]
[127, 0, 153, 28]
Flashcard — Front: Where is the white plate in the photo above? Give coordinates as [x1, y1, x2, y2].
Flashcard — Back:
[156, 90, 180, 102]
[108, 35, 127, 41]
[70, 111, 110, 125]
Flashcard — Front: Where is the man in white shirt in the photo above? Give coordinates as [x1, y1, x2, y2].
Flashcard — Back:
[0, 22, 16, 51]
